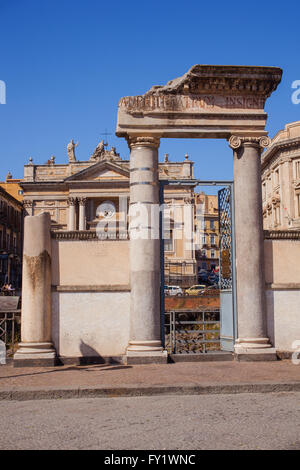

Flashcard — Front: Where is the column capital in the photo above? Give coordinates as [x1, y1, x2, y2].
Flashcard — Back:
[229, 135, 271, 150]
[126, 136, 160, 150]
[78, 197, 87, 206]
[23, 200, 33, 208]
[67, 197, 77, 206]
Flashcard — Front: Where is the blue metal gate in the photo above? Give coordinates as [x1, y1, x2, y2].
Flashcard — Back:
[218, 185, 236, 351]
[160, 180, 236, 354]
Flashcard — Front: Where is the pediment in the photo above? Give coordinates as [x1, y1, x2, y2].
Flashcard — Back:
[65, 161, 129, 182]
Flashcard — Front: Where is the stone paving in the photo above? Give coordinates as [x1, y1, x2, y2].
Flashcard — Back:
[0, 360, 299, 393]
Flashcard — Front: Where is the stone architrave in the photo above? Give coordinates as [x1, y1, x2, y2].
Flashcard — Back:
[14, 212, 56, 365]
[116, 65, 282, 140]
[116, 64, 282, 362]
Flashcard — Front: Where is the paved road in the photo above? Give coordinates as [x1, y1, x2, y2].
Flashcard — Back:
[0, 392, 299, 450]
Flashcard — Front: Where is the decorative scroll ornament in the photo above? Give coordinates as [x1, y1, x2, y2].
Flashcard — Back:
[229, 135, 271, 150]
[228, 136, 242, 149]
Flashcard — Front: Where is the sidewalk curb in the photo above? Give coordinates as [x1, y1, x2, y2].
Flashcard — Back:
[1, 382, 300, 401]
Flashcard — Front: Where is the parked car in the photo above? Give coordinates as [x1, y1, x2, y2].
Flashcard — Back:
[208, 273, 219, 285]
[185, 284, 207, 296]
[198, 270, 209, 283]
[164, 285, 184, 296]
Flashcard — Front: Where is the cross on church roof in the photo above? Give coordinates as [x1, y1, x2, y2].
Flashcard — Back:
[100, 129, 112, 146]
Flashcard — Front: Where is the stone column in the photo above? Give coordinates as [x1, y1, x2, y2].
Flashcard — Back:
[127, 136, 167, 363]
[14, 212, 56, 365]
[68, 197, 76, 231]
[78, 197, 87, 231]
[229, 135, 276, 358]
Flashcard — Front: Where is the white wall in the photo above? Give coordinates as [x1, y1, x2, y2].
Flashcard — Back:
[52, 291, 130, 357]
[264, 239, 300, 352]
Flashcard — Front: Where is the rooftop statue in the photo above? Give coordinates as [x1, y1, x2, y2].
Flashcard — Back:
[90, 140, 105, 161]
[90, 140, 121, 162]
[67, 139, 78, 162]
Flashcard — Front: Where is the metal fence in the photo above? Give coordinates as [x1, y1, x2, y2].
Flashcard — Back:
[0, 311, 21, 356]
[165, 309, 220, 354]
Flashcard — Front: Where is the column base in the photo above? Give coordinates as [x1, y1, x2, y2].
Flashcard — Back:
[14, 342, 57, 367]
[235, 338, 272, 349]
[234, 338, 277, 361]
[126, 341, 168, 364]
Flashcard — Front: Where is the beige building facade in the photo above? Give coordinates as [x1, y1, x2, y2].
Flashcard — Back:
[195, 193, 219, 272]
[262, 121, 300, 230]
[0, 174, 23, 288]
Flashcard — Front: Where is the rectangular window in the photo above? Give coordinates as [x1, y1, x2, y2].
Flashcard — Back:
[202, 235, 206, 244]
[210, 235, 215, 244]
[211, 250, 215, 258]
[210, 220, 215, 229]
[164, 231, 173, 252]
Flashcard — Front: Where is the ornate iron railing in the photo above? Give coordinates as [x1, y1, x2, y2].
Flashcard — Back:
[0, 311, 21, 356]
[165, 309, 220, 354]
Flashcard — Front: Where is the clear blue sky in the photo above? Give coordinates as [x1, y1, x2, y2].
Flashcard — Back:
[0, 0, 300, 182]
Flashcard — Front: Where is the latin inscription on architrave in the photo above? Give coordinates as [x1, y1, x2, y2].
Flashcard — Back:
[119, 94, 266, 113]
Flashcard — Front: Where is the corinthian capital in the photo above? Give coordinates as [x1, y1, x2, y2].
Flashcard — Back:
[127, 136, 160, 150]
[229, 135, 271, 150]
[78, 197, 87, 206]
[23, 200, 33, 209]
[68, 197, 77, 206]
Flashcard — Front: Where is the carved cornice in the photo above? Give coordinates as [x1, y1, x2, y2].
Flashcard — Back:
[143, 65, 282, 98]
[229, 135, 271, 150]
[262, 137, 300, 169]
[127, 136, 160, 150]
[51, 230, 129, 240]
[264, 230, 300, 240]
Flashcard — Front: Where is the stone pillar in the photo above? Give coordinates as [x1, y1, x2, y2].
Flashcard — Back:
[78, 197, 87, 231]
[229, 135, 276, 359]
[127, 136, 167, 363]
[68, 197, 76, 231]
[14, 212, 56, 365]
